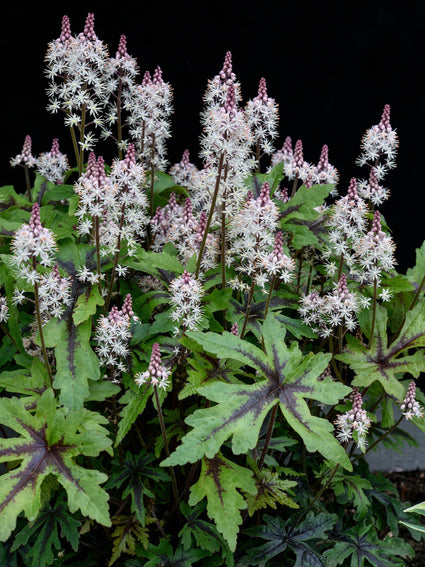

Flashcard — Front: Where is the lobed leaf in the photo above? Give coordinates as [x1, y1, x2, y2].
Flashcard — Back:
[189, 453, 257, 552]
[0, 389, 112, 541]
[337, 302, 425, 400]
[162, 315, 351, 470]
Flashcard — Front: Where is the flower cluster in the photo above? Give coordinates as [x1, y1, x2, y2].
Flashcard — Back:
[260, 231, 296, 285]
[94, 294, 136, 379]
[227, 182, 279, 285]
[199, 58, 255, 220]
[400, 382, 424, 420]
[356, 104, 399, 178]
[10, 202, 58, 282]
[299, 274, 362, 338]
[150, 194, 218, 271]
[36, 138, 69, 184]
[202, 50, 242, 114]
[271, 138, 339, 194]
[313, 144, 339, 189]
[45, 13, 110, 154]
[125, 66, 173, 171]
[73, 151, 112, 235]
[74, 145, 148, 256]
[169, 149, 198, 187]
[334, 389, 371, 451]
[37, 265, 73, 322]
[357, 166, 389, 207]
[322, 177, 368, 276]
[134, 343, 170, 391]
[0, 295, 9, 324]
[244, 77, 279, 160]
[353, 210, 396, 285]
[10, 135, 37, 169]
[101, 33, 139, 150]
[169, 270, 204, 334]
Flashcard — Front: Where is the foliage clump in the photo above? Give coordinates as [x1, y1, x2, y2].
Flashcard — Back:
[1, 11, 425, 566]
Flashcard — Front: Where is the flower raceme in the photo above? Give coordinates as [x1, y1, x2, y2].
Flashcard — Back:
[401, 382, 424, 421]
[244, 77, 279, 159]
[10, 135, 37, 169]
[94, 294, 137, 379]
[11, 202, 57, 278]
[227, 182, 279, 282]
[354, 210, 396, 285]
[299, 274, 361, 338]
[169, 270, 204, 334]
[74, 144, 148, 256]
[44, 13, 110, 154]
[134, 343, 170, 391]
[334, 389, 371, 451]
[356, 104, 399, 177]
[322, 177, 368, 276]
[36, 138, 69, 185]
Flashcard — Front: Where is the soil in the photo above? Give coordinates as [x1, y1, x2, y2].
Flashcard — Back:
[384, 470, 425, 566]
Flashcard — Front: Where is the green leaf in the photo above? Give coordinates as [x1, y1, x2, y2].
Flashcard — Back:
[0, 356, 49, 399]
[336, 302, 425, 400]
[120, 246, 184, 281]
[42, 317, 100, 410]
[106, 450, 169, 526]
[244, 465, 299, 517]
[179, 501, 234, 566]
[137, 539, 211, 566]
[279, 184, 334, 222]
[162, 315, 351, 470]
[11, 493, 80, 567]
[115, 386, 152, 447]
[0, 389, 112, 542]
[238, 511, 336, 566]
[248, 162, 285, 196]
[109, 515, 150, 566]
[189, 453, 257, 552]
[327, 468, 372, 520]
[73, 285, 105, 325]
[322, 522, 414, 567]
[406, 239, 425, 290]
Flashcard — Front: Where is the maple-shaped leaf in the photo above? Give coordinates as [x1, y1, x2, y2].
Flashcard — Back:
[0, 389, 112, 542]
[322, 521, 414, 567]
[179, 501, 234, 566]
[326, 468, 372, 521]
[336, 302, 425, 400]
[244, 465, 299, 517]
[189, 452, 257, 552]
[238, 511, 337, 567]
[105, 450, 169, 526]
[137, 538, 211, 566]
[42, 317, 100, 410]
[162, 314, 352, 471]
[114, 385, 152, 447]
[108, 514, 150, 566]
[10, 493, 80, 567]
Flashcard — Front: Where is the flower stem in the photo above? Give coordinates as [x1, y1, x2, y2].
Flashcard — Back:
[257, 404, 278, 470]
[32, 260, 54, 389]
[264, 275, 277, 320]
[149, 133, 156, 217]
[104, 203, 125, 313]
[368, 278, 378, 348]
[153, 385, 180, 507]
[93, 216, 103, 297]
[195, 153, 224, 279]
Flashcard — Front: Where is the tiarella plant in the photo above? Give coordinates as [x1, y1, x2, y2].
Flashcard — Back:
[1, 12, 425, 567]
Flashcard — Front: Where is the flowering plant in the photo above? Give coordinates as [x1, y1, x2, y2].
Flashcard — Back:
[1, 13, 425, 566]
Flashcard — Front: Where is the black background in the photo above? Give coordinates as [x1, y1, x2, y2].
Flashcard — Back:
[2, 1, 424, 273]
